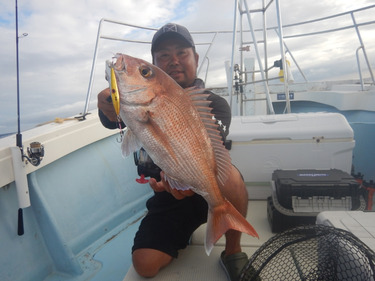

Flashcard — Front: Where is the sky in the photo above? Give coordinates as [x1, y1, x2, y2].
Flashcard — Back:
[0, 0, 374, 135]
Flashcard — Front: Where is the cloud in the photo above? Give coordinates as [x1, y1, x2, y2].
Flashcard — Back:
[1, 0, 183, 134]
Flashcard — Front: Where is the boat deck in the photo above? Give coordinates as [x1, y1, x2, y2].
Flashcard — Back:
[123, 200, 274, 281]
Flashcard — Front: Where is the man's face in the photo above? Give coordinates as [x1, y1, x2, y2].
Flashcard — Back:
[153, 37, 199, 88]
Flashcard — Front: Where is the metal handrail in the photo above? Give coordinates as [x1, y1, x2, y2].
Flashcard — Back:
[233, 2, 375, 115]
[351, 12, 375, 85]
[356, 46, 365, 91]
[79, 4, 375, 118]
[80, 19, 218, 118]
[238, 0, 275, 114]
[241, 4, 375, 37]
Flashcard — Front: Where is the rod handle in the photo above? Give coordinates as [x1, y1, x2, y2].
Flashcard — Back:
[18, 208, 24, 236]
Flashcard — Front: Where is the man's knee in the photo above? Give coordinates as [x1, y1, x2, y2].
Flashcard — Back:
[132, 249, 173, 278]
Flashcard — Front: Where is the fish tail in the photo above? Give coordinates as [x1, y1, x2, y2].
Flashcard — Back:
[205, 199, 259, 256]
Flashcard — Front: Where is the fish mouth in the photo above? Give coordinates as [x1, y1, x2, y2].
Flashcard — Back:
[105, 54, 126, 74]
[114, 54, 126, 71]
[107, 54, 156, 106]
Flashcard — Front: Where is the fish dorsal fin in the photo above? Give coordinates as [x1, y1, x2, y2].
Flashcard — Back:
[186, 88, 232, 187]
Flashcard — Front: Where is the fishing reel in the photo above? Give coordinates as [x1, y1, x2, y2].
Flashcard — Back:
[26, 142, 44, 166]
[133, 148, 161, 183]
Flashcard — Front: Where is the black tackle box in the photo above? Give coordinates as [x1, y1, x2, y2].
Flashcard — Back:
[267, 169, 362, 233]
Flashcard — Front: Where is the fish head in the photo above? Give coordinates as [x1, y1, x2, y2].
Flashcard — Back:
[109, 53, 174, 107]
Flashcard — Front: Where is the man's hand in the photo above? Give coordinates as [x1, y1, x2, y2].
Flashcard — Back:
[98, 88, 118, 122]
[149, 171, 195, 200]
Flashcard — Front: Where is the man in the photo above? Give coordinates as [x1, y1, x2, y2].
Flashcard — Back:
[97, 23, 249, 281]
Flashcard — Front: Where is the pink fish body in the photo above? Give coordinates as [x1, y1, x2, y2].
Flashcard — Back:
[109, 53, 258, 255]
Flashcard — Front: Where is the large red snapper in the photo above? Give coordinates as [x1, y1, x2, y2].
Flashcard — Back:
[109, 53, 258, 255]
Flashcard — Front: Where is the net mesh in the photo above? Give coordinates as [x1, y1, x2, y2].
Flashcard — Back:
[240, 224, 375, 281]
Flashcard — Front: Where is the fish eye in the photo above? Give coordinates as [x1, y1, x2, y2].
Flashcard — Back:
[139, 65, 153, 78]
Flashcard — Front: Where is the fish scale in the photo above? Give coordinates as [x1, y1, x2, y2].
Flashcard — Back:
[109, 53, 258, 255]
[148, 95, 214, 188]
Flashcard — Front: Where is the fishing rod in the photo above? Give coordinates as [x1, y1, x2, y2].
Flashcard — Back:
[14, 0, 28, 237]
[14, 0, 44, 236]
[15, 0, 22, 150]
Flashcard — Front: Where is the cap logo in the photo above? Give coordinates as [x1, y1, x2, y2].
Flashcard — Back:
[162, 23, 178, 33]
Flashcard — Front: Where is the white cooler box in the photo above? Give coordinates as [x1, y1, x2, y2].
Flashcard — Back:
[228, 113, 355, 199]
[317, 211, 375, 251]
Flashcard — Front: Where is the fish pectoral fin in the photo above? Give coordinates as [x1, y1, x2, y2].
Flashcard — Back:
[164, 174, 212, 197]
[163, 174, 192, 191]
[163, 174, 209, 196]
[205, 199, 259, 256]
[121, 128, 142, 157]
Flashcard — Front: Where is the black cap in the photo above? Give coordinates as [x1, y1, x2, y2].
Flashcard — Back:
[151, 23, 195, 54]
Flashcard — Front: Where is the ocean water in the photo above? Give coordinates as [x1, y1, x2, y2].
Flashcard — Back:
[0, 132, 15, 139]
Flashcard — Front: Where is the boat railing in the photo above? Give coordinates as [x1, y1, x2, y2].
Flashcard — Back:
[80, 19, 221, 119]
[80, 3, 375, 118]
[232, 0, 375, 115]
